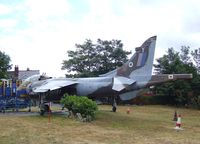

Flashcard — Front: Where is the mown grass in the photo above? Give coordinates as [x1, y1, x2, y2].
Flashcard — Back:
[0, 105, 200, 144]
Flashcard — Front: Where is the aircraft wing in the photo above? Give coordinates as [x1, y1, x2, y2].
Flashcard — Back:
[32, 79, 77, 93]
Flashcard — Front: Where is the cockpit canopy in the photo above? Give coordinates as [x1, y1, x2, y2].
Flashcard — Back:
[17, 74, 52, 90]
[24, 75, 52, 82]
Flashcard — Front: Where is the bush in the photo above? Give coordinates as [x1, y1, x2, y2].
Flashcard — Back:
[60, 94, 98, 119]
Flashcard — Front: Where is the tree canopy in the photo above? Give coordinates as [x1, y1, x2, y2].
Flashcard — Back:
[0, 51, 12, 78]
[62, 39, 131, 77]
[191, 48, 200, 72]
[154, 46, 200, 108]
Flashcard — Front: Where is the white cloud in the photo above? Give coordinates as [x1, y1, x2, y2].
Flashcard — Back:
[0, 0, 72, 76]
[1, 0, 200, 77]
[0, 4, 11, 15]
[25, 0, 70, 22]
[0, 19, 18, 28]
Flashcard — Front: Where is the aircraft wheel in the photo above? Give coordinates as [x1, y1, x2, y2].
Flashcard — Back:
[0, 109, 5, 113]
[40, 104, 49, 115]
[40, 110, 45, 116]
[112, 106, 116, 112]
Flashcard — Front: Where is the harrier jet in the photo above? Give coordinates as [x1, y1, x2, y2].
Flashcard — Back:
[17, 36, 192, 114]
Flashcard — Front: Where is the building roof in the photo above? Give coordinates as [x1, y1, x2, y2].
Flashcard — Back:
[18, 70, 40, 80]
[8, 66, 40, 80]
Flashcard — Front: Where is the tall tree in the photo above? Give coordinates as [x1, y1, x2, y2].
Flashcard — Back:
[154, 47, 198, 106]
[154, 48, 181, 74]
[95, 39, 130, 75]
[190, 47, 200, 108]
[0, 51, 12, 78]
[191, 48, 200, 72]
[62, 39, 130, 77]
[180, 46, 191, 64]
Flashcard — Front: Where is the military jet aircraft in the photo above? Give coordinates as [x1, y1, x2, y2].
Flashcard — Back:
[17, 36, 192, 114]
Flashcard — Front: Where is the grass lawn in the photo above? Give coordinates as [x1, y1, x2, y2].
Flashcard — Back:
[0, 105, 200, 144]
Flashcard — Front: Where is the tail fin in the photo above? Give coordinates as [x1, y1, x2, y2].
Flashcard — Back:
[117, 36, 157, 78]
[100, 36, 157, 78]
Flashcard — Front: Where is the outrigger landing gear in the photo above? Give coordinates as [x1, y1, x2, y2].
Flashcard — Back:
[112, 97, 117, 112]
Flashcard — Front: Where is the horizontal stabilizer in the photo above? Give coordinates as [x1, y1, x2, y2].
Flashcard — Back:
[112, 76, 135, 91]
[147, 74, 193, 86]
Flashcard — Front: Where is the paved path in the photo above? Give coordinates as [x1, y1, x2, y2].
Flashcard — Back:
[0, 110, 68, 117]
[0, 111, 40, 116]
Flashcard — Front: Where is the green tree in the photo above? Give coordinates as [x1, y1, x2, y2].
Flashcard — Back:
[0, 51, 12, 78]
[154, 48, 183, 74]
[191, 47, 200, 72]
[180, 46, 191, 64]
[154, 47, 198, 106]
[62, 39, 130, 77]
[190, 47, 200, 108]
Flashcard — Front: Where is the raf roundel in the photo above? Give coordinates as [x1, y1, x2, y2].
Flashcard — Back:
[168, 75, 173, 80]
[129, 62, 133, 67]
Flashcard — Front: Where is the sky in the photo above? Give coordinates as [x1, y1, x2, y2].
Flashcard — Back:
[0, 0, 200, 77]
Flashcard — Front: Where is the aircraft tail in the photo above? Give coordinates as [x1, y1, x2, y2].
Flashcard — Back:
[117, 36, 156, 78]
[100, 36, 157, 78]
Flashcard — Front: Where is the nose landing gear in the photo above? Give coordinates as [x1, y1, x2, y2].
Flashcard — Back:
[40, 102, 51, 116]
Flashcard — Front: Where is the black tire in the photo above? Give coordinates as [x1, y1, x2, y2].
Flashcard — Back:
[40, 104, 49, 115]
[40, 110, 45, 116]
[112, 106, 116, 112]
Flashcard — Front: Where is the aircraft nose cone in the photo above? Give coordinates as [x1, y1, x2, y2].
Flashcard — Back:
[26, 83, 32, 93]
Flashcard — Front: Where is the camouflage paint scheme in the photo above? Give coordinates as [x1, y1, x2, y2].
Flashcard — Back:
[17, 36, 192, 103]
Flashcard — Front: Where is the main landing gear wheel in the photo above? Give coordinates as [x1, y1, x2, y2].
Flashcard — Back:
[40, 103, 50, 116]
[112, 106, 116, 112]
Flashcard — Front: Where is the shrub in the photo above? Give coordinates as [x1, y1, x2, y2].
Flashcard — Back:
[60, 94, 98, 119]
